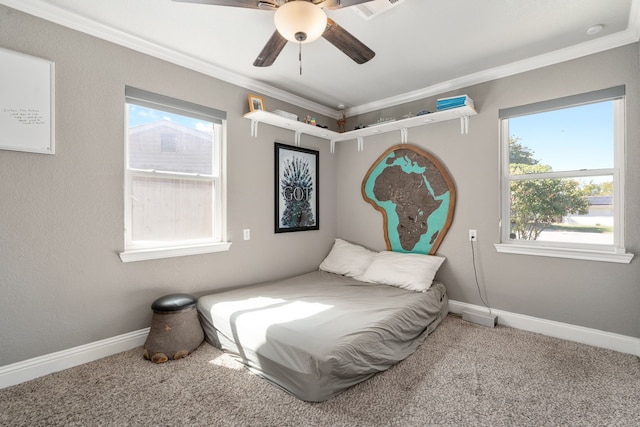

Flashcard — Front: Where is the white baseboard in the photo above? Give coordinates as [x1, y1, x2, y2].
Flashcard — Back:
[0, 328, 149, 389]
[449, 300, 640, 356]
[2, 303, 639, 390]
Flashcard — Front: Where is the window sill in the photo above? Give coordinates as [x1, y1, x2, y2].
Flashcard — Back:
[119, 242, 231, 263]
[494, 243, 634, 264]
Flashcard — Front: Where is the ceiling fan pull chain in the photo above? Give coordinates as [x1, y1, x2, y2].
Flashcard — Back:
[299, 41, 302, 75]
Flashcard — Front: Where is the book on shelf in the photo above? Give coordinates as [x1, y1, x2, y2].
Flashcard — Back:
[436, 95, 473, 111]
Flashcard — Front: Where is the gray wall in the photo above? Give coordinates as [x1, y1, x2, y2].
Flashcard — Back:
[0, 6, 337, 366]
[337, 43, 640, 338]
[1, 5, 638, 368]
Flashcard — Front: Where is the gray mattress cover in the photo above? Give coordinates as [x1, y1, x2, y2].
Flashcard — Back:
[197, 270, 448, 402]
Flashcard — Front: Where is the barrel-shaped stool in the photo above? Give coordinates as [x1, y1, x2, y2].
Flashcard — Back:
[143, 293, 204, 364]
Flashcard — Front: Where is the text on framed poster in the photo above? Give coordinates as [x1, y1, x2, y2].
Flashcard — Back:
[0, 47, 55, 154]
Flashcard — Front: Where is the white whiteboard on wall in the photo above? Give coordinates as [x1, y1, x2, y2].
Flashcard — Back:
[0, 47, 55, 154]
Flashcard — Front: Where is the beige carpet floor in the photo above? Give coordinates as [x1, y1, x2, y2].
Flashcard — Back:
[1, 314, 639, 426]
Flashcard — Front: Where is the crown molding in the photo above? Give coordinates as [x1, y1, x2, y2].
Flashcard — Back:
[630, 0, 640, 40]
[2, 0, 639, 119]
[0, 0, 338, 118]
[345, 28, 640, 116]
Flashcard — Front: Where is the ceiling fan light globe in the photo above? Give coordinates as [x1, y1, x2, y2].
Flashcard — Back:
[274, 1, 327, 44]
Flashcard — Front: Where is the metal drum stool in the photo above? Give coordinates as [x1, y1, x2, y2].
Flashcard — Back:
[143, 293, 204, 364]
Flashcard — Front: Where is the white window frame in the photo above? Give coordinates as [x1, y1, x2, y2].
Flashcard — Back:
[494, 86, 633, 264]
[119, 87, 229, 262]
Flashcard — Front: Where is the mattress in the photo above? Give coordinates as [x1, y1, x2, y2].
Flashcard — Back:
[197, 270, 448, 402]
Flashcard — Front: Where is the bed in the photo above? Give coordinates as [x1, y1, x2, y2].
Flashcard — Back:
[197, 239, 449, 402]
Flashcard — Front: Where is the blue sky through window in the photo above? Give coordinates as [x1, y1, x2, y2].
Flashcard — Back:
[508, 101, 614, 172]
[128, 105, 213, 133]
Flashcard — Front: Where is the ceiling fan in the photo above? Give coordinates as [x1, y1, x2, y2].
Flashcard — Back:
[172, 0, 376, 67]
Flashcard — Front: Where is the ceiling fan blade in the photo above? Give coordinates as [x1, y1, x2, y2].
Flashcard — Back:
[320, 0, 373, 10]
[253, 30, 288, 67]
[171, 0, 271, 9]
[322, 18, 375, 64]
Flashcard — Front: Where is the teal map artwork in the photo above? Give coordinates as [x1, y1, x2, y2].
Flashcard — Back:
[362, 145, 456, 255]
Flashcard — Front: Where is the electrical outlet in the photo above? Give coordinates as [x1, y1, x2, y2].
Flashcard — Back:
[243, 229, 251, 241]
[468, 229, 477, 241]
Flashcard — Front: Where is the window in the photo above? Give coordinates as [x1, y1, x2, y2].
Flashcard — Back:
[120, 87, 229, 262]
[495, 86, 633, 263]
[160, 133, 177, 152]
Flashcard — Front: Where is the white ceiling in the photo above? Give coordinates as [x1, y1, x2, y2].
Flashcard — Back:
[3, 0, 639, 117]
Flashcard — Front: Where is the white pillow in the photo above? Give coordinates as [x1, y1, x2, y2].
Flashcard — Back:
[319, 238, 377, 278]
[360, 251, 445, 292]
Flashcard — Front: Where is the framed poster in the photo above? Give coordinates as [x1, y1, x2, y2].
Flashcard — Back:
[275, 143, 319, 233]
[0, 47, 55, 154]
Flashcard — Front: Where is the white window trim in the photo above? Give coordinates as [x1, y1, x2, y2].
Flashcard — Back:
[119, 241, 232, 263]
[496, 87, 634, 264]
[119, 87, 229, 262]
[493, 244, 633, 264]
